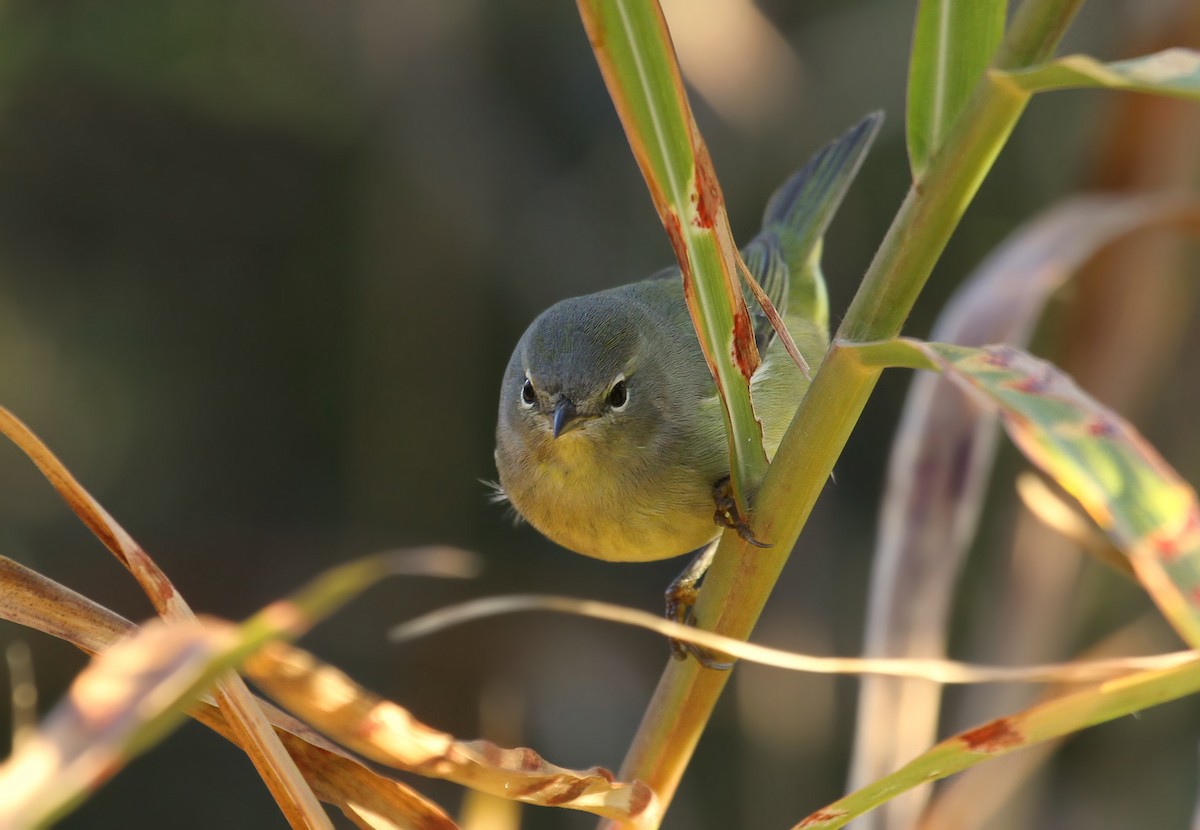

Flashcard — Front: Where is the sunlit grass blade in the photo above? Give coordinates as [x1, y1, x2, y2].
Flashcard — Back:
[907, 0, 1007, 176]
[849, 194, 1200, 824]
[235, 550, 477, 655]
[995, 47, 1200, 98]
[389, 593, 1192, 684]
[792, 653, 1200, 829]
[851, 338, 1200, 647]
[0, 617, 240, 828]
[576, 0, 765, 509]
[245, 641, 660, 828]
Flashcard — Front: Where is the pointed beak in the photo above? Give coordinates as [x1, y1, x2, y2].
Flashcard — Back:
[551, 397, 578, 439]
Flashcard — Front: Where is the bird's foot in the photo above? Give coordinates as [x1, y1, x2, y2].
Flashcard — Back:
[711, 477, 772, 549]
[663, 541, 733, 671]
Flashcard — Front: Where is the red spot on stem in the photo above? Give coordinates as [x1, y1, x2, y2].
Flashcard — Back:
[627, 782, 654, 817]
[692, 150, 721, 229]
[732, 310, 760, 378]
[663, 211, 689, 272]
[1184, 505, 1200, 535]
[981, 347, 1014, 368]
[797, 810, 848, 827]
[584, 8, 605, 49]
[959, 717, 1023, 752]
[1154, 533, 1181, 562]
[1014, 372, 1051, 395]
[1087, 418, 1119, 438]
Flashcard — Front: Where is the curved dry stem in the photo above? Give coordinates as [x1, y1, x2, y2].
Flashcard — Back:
[389, 594, 1196, 685]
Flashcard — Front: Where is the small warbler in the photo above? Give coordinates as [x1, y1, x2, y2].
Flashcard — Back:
[494, 114, 879, 565]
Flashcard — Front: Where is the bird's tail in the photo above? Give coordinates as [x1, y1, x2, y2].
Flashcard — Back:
[744, 112, 883, 334]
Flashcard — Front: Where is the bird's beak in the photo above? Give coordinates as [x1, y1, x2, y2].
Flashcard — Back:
[551, 397, 578, 439]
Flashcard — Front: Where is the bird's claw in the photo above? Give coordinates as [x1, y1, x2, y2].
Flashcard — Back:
[712, 478, 772, 549]
[664, 541, 733, 670]
[670, 607, 735, 671]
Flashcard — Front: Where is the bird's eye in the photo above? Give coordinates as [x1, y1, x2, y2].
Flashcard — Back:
[607, 378, 628, 409]
[521, 377, 536, 407]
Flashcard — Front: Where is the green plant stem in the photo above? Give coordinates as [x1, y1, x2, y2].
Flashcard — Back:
[607, 0, 1086, 822]
[995, 0, 1088, 68]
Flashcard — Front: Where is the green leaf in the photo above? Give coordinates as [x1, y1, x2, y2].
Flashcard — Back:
[995, 48, 1200, 100]
[907, 0, 1007, 177]
[932, 343, 1200, 646]
[851, 338, 1200, 648]
[577, 0, 768, 508]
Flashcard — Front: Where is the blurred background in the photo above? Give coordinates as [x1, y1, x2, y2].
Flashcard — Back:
[0, 0, 1198, 828]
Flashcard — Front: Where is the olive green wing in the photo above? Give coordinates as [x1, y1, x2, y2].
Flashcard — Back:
[741, 112, 883, 352]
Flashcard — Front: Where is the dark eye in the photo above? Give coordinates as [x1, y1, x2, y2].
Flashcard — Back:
[521, 377, 536, 406]
[607, 378, 628, 409]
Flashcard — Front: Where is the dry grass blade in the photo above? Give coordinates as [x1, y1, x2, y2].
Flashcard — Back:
[736, 258, 810, 379]
[0, 406, 331, 830]
[244, 641, 660, 828]
[388, 594, 1194, 684]
[0, 617, 236, 828]
[189, 707, 460, 830]
[0, 407, 179, 612]
[0, 554, 459, 830]
[0, 556, 132, 653]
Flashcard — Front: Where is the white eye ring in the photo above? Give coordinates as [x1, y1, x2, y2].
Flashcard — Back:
[606, 374, 628, 410]
[520, 374, 537, 409]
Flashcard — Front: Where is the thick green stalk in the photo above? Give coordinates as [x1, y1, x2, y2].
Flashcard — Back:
[607, 0, 1086, 820]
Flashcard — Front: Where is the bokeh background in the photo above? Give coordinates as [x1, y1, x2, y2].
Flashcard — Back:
[0, 1, 1198, 828]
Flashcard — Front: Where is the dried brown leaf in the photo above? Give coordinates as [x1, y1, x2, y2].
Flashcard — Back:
[245, 642, 660, 828]
[0, 554, 458, 830]
[189, 706, 459, 830]
[0, 556, 131, 653]
[0, 406, 330, 829]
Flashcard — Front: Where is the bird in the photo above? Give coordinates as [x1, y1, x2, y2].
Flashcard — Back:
[493, 113, 880, 568]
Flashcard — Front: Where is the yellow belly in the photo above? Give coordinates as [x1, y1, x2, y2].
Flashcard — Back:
[502, 432, 721, 562]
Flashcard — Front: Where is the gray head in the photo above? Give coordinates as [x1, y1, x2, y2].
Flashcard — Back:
[497, 293, 663, 460]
